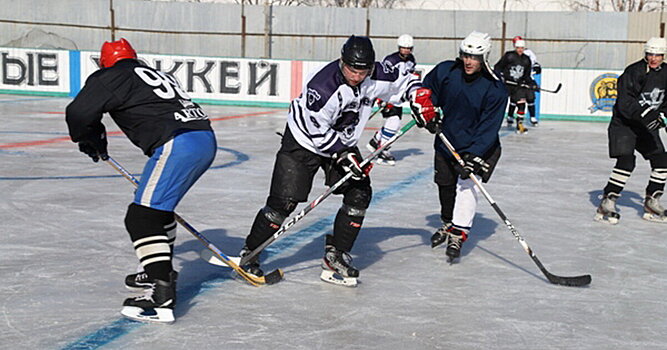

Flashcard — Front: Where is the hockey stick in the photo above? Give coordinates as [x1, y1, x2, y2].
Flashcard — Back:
[105, 156, 283, 286]
[505, 80, 562, 93]
[436, 132, 591, 287]
[202, 119, 419, 268]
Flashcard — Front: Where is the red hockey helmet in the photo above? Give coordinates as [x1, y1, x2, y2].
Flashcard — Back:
[99, 38, 137, 68]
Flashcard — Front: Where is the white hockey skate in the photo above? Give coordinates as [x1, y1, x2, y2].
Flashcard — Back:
[594, 193, 620, 225]
[642, 193, 667, 223]
[530, 116, 539, 126]
[320, 246, 359, 287]
[367, 138, 396, 166]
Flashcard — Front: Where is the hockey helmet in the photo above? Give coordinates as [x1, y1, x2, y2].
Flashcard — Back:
[100, 38, 137, 68]
[459, 31, 492, 57]
[645, 37, 667, 55]
[397, 34, 414, 49]
[512, 35, 523, 44]
[514, 39, 526, 48]
[341, 35, 375, 71]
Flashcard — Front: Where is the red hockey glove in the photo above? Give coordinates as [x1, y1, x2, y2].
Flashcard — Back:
[334, 148, 372, 180]
[409, 88, 439, 128]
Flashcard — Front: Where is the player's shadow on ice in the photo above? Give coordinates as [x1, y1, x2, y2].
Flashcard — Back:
[167, 228, 247, 319]
[385, 147, 423, 161]
[588, 189, 644, 218]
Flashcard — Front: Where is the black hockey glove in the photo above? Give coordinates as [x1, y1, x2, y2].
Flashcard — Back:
[459, 153, 490, 179]
[334, 148, 372, 181]
[424, 114, 442, 134]
[640, 109, 666, 132]
[532, 65, 542, 75]
[78, 125, 108, 162]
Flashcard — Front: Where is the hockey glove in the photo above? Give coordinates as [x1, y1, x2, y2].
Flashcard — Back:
[334, 148, 372, 181]
[459, 153, 490, 179]
[532, 65, 542, 75]
[375, 98, 394, 110]
[78, 125, 108, 162]
[409, 88, 439, 129]
[640, 108, 666, 132]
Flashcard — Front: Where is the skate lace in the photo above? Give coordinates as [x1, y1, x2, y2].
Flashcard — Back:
[326, 250, 354, 271]
[135, 272, 149, 282]
[135, 285, 156, 302]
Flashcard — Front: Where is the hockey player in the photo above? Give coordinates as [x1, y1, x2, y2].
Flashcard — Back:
[367, 34, 417, 166]
[419, 31, 508, 262]
[513, 36, 541, 125]
[240, 35, 425, 286]
[595, 37, 667, 225]
[65, 38, 216, 323]
[495, 37, 536, 133]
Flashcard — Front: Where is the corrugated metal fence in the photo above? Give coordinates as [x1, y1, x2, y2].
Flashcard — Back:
[0, 0, 664, 69]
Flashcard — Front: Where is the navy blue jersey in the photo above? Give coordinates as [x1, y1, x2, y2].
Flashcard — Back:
[422, 60, 508, 158]
[66, 59, 212, 156]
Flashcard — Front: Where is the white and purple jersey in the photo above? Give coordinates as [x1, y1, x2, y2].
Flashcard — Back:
[287, 60, 420, 157]
[381, 52, 416, 105]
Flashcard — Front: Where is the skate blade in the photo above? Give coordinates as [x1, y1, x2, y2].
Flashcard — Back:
[593, 213, 619, 225]
[320, 270, 358, 287]
[375, 158, 396, 166]
[121, 306, 175, 323]
[642, 213, 667, 223]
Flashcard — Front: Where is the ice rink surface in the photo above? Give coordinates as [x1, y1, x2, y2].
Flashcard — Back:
[1, 94, 666, 349]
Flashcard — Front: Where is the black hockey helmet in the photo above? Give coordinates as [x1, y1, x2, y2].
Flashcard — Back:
[340, 35, 375, 70]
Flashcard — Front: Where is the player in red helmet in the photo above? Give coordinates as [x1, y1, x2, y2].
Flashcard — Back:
[99, 38, 137, 68]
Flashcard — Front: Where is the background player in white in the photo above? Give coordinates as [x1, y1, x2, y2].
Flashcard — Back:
[66, 38, 216, 323]
[367, 34, 417, 166]
[239, 35, 426, 286]
[595, 37, 667, 224]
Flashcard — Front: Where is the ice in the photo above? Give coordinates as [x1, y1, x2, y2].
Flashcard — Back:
[1, 94, 666, 349]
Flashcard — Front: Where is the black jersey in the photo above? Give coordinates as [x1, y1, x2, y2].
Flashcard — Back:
[66, 59, 212, 156]
[613, 59, 667, 125]
[494, 51, 533, 84]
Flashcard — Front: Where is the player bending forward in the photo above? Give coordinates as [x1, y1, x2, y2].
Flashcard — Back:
[420, 31, 508, 262]
[239, 35, 428, 286]
[595, 37, 667, 224]
[66, 39, 216, 323]
[367, 34, 417, 166]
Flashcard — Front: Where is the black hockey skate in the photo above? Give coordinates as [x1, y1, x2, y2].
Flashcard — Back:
[367, 138, 396, 166]
[430, 222, 453, 248]
[121, 271, 177, 323]
[125, 271, 152, 292]
[594, 192, 620, 225]
[506, 115, 514, 128]
[239, 246, 264, 278]
[321, 242, 359, 287]
[643, 193, 667, 223]
[445, 227, 468, 263]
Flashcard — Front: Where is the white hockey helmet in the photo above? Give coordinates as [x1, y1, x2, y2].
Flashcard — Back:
[397, 34, 414, 48]
[460, 31, 492, 57]
[645, 37, 667, 55]
[514, 39, 526, 48]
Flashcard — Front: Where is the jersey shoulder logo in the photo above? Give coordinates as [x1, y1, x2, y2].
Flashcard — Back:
[589, 73, 618, 113]
[307, 87, 321, 107]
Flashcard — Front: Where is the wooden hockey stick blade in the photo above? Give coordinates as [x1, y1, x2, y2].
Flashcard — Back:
[200, 249, 283, 285]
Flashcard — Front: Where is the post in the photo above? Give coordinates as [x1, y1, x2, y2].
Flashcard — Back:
[109, 0, 116, 41]
[241, 0, 246, 58]
[365, 4, 370, 37]
[500, 0, 507, 54]
[263, 0, 272, 59]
